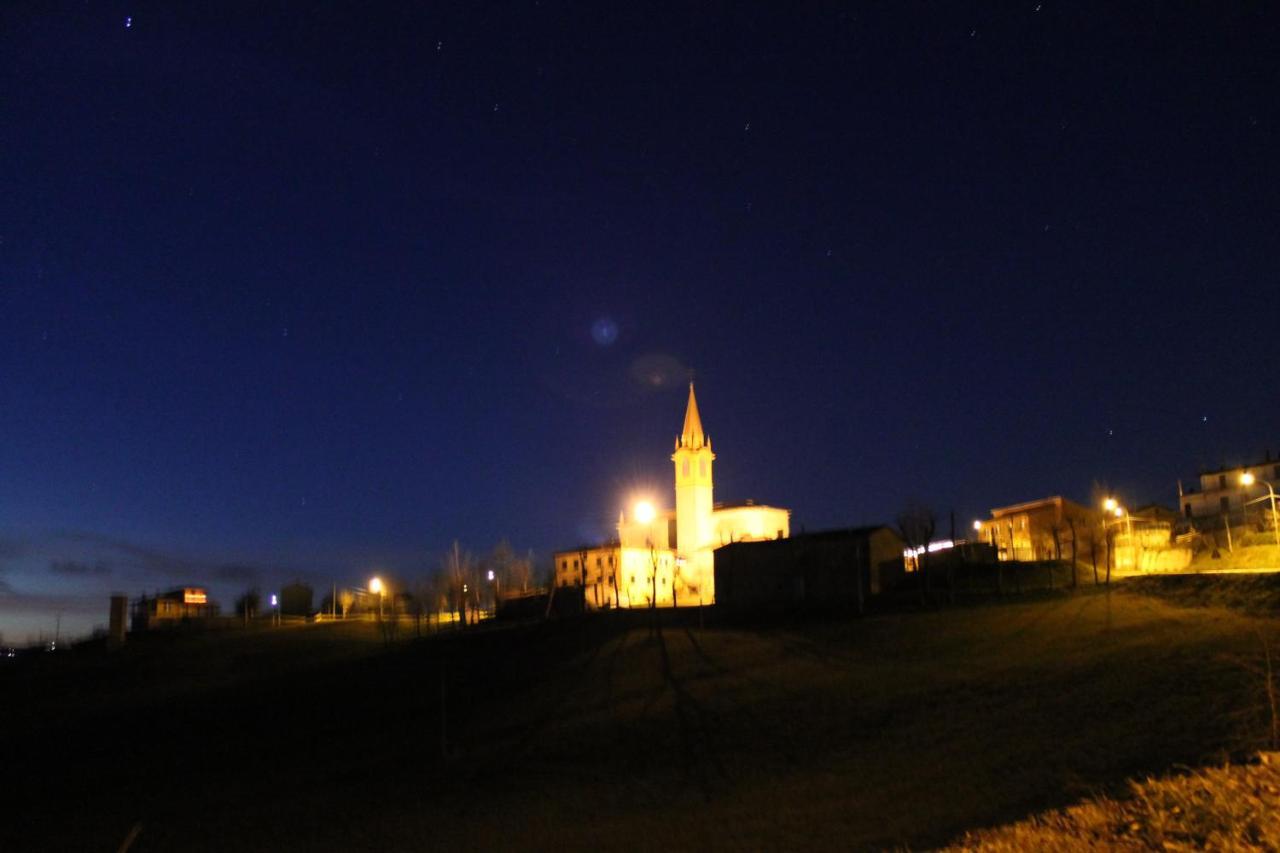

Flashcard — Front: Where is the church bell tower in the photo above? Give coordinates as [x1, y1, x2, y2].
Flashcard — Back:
[672, 383, 715, 592]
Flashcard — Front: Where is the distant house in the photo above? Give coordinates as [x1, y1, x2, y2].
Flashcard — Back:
[1179, 456, 1280, 527]
[976, 496, 1100, 562]
[713, 526, 905, 614]
[131, 587, 217, 630]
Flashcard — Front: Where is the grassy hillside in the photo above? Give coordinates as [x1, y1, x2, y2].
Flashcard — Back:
[3, 587, 1277, 851]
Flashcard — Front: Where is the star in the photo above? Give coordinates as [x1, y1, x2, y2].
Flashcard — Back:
[124, 16, 132, 28]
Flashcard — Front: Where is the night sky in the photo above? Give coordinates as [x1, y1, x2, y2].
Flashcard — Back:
[3, 2, 1277, 642]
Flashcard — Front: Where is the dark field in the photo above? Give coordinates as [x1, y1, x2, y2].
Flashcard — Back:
[3, 585, 1275, 851]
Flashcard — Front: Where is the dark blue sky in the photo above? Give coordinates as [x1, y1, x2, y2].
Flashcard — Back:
[2, 2, 1277, 641]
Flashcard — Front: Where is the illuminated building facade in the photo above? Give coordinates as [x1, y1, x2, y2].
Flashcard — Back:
[977, 496, 1099, 562]
[130, 587, 217, 630]
[1179, 457, 1280, 526]
[554, 384, 790, 608]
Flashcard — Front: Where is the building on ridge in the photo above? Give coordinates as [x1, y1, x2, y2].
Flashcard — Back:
[553, 383, 790, 608]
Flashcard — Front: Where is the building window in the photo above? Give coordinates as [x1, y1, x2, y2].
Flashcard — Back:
[1219, 475, 1227, 489]
[596, 557, 602, 568]
[683, 460, 690, 477]
[700, 459, 706, 477]
[776, 529, 783, 539]
[1221, 496, 1230, 512]
[1184, 503, 1192, 518]
[572, 559, 578, 569]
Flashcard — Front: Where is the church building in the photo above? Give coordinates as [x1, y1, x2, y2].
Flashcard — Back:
[554, 384, 790, 608]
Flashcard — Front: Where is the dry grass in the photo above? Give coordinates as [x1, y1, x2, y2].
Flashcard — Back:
[948, 753, 1280, 851]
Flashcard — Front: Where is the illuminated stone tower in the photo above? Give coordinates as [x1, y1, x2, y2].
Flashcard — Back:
[672, 383, 716, 599]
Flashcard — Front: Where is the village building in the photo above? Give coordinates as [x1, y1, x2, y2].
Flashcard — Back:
[714, 526, 905, 615]
[553, 384, 790, 608]
[975, 496, 1101, 562]
[1179, 456, 1280, 527]
[130, 587, 217, 630]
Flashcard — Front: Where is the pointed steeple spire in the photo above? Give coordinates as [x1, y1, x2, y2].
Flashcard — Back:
[679, 382, 706, 449]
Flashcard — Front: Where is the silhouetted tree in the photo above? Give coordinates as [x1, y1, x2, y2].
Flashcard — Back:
[1066, 516, 1079, 590]
[235, 588, 261, 622]
[897, 502, 937, 605]
[442, 541, 474, 627]
[1047, 519, 1062, 590]
[510, 549, 535, 593]
[280, 581, 313, 617]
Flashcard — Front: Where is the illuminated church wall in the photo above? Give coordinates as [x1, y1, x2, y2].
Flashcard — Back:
[554, 383, 790, 609]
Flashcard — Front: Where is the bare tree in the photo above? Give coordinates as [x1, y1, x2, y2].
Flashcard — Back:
[488, 539, 516, 608]
[1105, 526, 1116, 586]
[1047, 519, 1062, 590]
[897, 502, 937, 605]
[235, 588, 260, 626]
[1066, 516, 1079, 590]
[509, 549, 534, 594]
[442, 541, 475, 627]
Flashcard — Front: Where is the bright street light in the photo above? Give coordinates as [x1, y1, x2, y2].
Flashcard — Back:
[1240, 472, 1280, 547]
[972, 520, 982, 532]
[1103, 497, 1118, 512]
[369, 575, 385, 620]
[634, 500, 656, 524]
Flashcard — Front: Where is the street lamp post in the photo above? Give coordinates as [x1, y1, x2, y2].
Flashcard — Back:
[487, 568, 499, 616]
[1103, 498, 1134, 570]
[1241, 472, 1280, 548]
